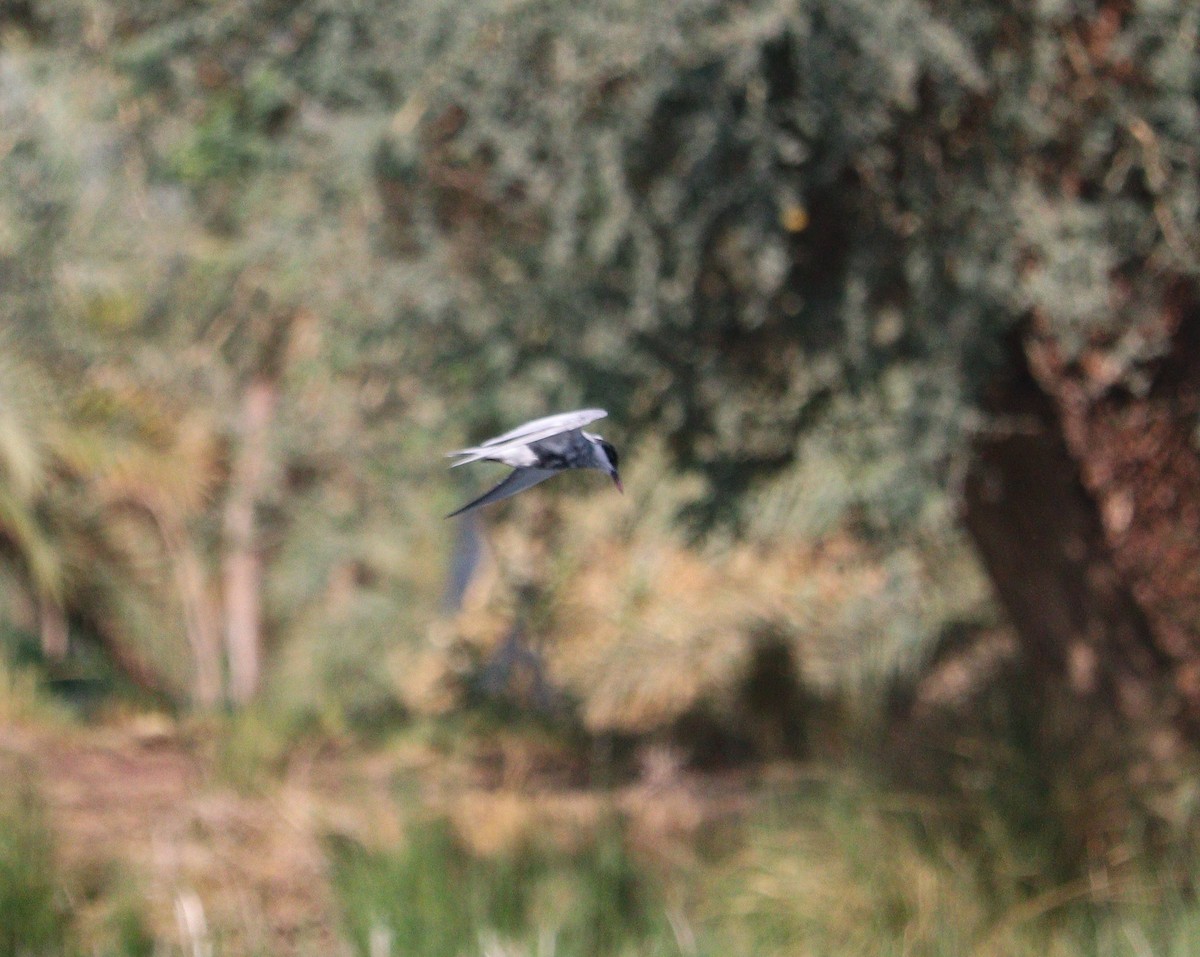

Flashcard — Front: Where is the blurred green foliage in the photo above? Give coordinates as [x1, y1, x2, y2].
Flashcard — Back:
[329, 817, 674, 957]
[702, 774, 1200, 957]
[1, 0, 1194, 714]
[0, 778, 65, 957]
[383, 0, 1198, 525]
[1, 3, 1199, 951]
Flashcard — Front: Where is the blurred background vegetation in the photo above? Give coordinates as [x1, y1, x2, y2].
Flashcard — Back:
[1, 0, 1199, 953]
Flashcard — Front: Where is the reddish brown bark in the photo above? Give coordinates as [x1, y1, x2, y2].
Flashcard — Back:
[962, 334, 1167, 721]
[1024, 287, 1200, 725]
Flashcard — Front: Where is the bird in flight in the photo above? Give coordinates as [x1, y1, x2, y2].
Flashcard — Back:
[445, 409, 622, 518]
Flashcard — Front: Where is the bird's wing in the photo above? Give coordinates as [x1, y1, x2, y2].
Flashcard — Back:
[446, 409, 607, 467]
[445, 468, 558, 519]
[478, 409, 606, 448]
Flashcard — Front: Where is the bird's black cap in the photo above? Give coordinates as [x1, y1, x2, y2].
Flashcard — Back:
[598, 439, 619, 471]
[598, 439, 622, 492]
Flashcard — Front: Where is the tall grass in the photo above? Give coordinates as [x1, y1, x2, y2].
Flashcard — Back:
[0, 777, 66, 957]
[6, 707, 1200, 956]
[699, 772, 1200, 957]
[328, 815, 687, 957]
[323, 769, 1200, 957]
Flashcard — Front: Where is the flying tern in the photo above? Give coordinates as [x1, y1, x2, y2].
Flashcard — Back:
[445, 408, 622, 518]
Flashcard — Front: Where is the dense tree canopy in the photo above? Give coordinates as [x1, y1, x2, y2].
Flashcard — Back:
[385, 0, 1198, 525]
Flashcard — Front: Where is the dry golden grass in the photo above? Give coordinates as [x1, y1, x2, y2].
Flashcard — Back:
[417, 444, 991, 738]
[0, 715, 383, 954]
[0, 711, 737, 955]
[8, 701, 1200, 957]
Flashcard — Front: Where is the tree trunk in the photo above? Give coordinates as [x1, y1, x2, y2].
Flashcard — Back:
[176, 537, 223, 709]
[222, 377, 278, 707]
[960, 326, 1185, 729]
[155, 506, 223, 709]
[1023, 288, 1200, 729]
[39, 599, 68, 661]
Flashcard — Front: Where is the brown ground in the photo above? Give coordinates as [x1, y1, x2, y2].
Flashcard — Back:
[0, 716, 352, 953]
[0, 715, 744, 955]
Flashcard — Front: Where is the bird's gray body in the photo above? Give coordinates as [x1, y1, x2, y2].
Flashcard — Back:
[447, 409, 608, 468]
[445, 409, 620, 517]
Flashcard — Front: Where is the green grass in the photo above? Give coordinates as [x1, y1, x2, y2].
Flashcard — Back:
[695, 773, 1200, 957]
[323, 772, 1200, 957]
[328, 815, 686, 957]
[0, 768, 159, 957]
[0, 777, 67, 957]
[6, 721, 1200, 957]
